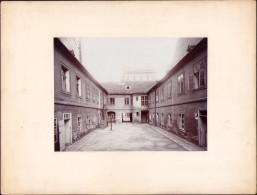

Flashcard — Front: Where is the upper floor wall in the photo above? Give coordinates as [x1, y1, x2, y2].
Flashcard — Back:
[132, 94, 149, 110]
[106, 94, 132, 110]
[148, 46, 207, 108]
[54, 40, 107, 109]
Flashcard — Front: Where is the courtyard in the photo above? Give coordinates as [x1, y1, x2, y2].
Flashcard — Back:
[65, 123, 204, 151]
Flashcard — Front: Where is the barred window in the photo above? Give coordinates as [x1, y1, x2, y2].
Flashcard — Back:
[77, 116, 82, 131]
[178, 113, 185, 131]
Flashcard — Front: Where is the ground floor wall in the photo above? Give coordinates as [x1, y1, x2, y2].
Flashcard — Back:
[54, 103, 107, 151]
[107, 109, 149, 123]
[148, 101, 207, 146]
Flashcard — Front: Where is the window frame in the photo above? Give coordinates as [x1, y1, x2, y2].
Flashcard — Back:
[177, 72, 185, 95]
[156, 89, 159, 102]
[160, 86, 164, 101]
[187, 74, 194, 90]
[124, 97, 130, 105]
[76, 75, 82, 97]
[110, 97, 115, 105]
[141, 95, 148, 106]
[178, 113, 185, 132]
[86, 82, 90, 101]
[61, 65, 70, 93]
[77, 115, 82, 131]
[167, 80, 172, 99]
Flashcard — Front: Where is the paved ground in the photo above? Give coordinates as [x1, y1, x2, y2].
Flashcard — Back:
[65, 123, 204, 151]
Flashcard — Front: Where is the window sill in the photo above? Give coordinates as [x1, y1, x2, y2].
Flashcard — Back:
[76, 95, 82, 99]
[61, 91, 71, 96]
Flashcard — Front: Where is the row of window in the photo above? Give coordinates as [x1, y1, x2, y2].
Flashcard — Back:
[149, 112, 185, 131]
[61, 65, 103, 104]
[108, 96, 149, 106]
[149, 67, 206, 104]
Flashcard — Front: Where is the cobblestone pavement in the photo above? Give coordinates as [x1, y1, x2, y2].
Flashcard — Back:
[65, 123, 204, 151]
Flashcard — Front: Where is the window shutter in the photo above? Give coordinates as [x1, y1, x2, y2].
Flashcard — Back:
[188, 75, 194, 90]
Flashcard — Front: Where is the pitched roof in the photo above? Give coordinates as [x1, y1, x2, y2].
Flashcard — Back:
[101, 81, 157, 94]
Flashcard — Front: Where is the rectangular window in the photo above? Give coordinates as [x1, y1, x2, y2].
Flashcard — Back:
[141, 95, 148, 106]
[124, 97, 130, 105]
[161, 113, 164, 125]
[110, 98, 115, 105]
[86, 115, 91, 124]
[96, 89, 99, 104]
[149, 94, 151, 104]
[100, 91, 103, 105]
[188, 75, 194, 90]
[160, 86, 164, 100]
[178, 113, 185, 131]
[156, 89, 159, 102]
[61, 66, 70, 92]
[77, 116, 82, 131]
[156, 113, 159, 122]
[92, 87, 95, 102]
[167, 80, 172, 98]
[193, 57, 207, 89]
[76, 76, 82, 96]
[86, 83, 90, 100]
[178, 73, 185, 94]
[168, 114, 173, 126]
[199, 69, 205, 87]
[136, 112, 139, 116]
[136, 96, 138, 101]
[63, 113, 71, 120]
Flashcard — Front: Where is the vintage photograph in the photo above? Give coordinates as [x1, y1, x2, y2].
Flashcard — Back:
[54, 37, 207, 151]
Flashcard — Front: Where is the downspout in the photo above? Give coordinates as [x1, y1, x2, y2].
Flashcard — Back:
[131, 94, 133, 122]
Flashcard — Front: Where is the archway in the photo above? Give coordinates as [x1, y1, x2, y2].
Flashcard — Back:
[107, 111, 116, 123]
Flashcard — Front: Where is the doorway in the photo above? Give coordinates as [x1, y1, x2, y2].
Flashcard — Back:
[107, 111, 116, 123]
[198, 110, 207, 147]
[141, 111, 148, 123]
[122, 112, 132, 122]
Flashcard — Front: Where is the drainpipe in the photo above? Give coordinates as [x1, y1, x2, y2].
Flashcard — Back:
[131, 94, 133, 122]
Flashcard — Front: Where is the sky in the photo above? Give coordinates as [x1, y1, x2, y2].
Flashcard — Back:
[80, 38, 179, 83]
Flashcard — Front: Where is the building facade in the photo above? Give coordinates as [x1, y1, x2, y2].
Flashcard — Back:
[54, 37, 207, 150]
[148, 38, 207, 147]
[54, 38, 108, 151]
